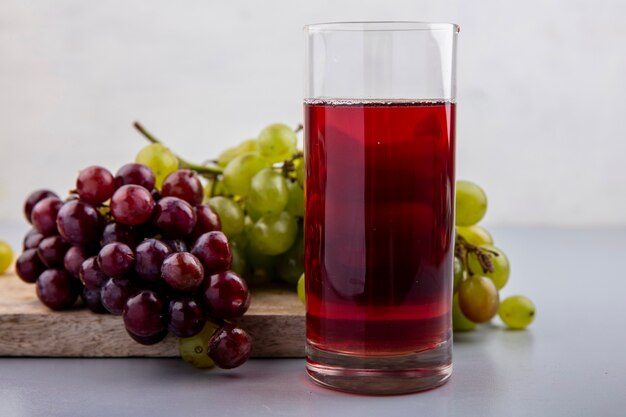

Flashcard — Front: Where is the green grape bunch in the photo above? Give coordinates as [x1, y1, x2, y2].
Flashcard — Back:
[453, 180, 535, 331]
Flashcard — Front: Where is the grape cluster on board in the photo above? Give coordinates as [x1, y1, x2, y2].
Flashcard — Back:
[453, 180, 535, 331]
[15, 152, 260, 369]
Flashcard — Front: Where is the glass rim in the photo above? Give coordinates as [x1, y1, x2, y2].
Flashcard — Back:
[303, 21, 459, 33]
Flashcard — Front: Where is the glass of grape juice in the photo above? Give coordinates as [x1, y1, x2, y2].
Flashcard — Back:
[303, 22, 459, 394]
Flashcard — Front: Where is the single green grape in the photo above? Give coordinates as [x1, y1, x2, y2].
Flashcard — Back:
[458, 275, 499, 323]
[229, 241, 248, 277]
[222, 152, 269, 196]
[248, 168, 288, 215]
[295, 159, 305, 188]
[453, 257, 464, 293]
[178, 321, 220, 368]
[277, 234, 304, 284]
[243, 220, 276, 270]
[499, 295, 535, 330]
[217, 139, 259, 167]
[208, 196, 245, 237]
[457, 225, 493, 246]
[0, 240, 14, 275]
[297, 273, 306, 305]
[249, 212, 298, 256]
[452, 294, 476, 331]
[135, 143, 179, 188]
[455, 180, 488, 226]
[284, 180, 304, 218]
[467, 244, 510, 289]
[257, 123, 297, 164]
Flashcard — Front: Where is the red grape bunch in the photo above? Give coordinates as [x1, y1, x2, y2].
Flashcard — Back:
[16, 161, 252, 370]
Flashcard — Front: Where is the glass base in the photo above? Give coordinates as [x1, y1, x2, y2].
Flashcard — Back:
[306, 338, 452, 395]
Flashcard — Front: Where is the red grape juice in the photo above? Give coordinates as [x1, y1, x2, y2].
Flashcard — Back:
[304, 100, 455, 356]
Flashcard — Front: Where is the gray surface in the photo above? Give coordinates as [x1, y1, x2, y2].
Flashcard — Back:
[1, 227, 625, 417]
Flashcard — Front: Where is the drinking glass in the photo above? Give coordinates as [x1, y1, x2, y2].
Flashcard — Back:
[303, 21, 459, 394]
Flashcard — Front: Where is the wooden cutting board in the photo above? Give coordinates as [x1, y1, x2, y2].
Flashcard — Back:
[0, 269, 305, 358]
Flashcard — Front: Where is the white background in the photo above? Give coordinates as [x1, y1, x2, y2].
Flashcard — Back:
[0, 0, 624, 226]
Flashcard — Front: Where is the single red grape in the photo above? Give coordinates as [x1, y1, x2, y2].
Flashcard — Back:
[76, 165, 115, 205]
[24, 189, 59, 223]
[199, 270, 250, 320]
[15, 248, 46, 284]
[64, 246, 92, 279]
[191, 231, 232, 274]
[37, 236, 71, 268]
[56, 200, 104, 245]
[123, 290, 166, 337]
[152, 197, 197, 238]
[161, 252, 204, 292]
[110, 185, 155, 226]
[98, 242, 135, 277]
[161, 169, 203, 206]
[115, 163, 156, 191]
[36, 269, 80, 310]
[79, 256, 109, 290]
[208, 325, 252, 369]
[135, 239, 171, 283]
[31, 196, 62, 236]
[23, 229, 45, 250]
[167, 298, 205, 338]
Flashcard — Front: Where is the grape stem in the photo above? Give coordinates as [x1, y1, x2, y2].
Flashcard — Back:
[294, 124, 303, 134]
[204, 177, 217, 199]
[454, 233, 499, 276]
[281, 151, 304, 178]
[133, 121, 223, 177]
